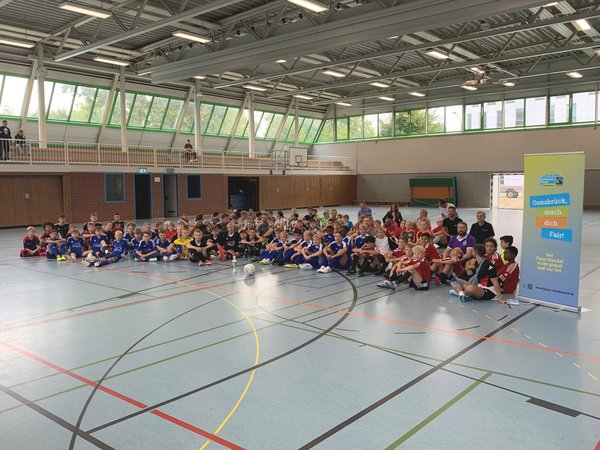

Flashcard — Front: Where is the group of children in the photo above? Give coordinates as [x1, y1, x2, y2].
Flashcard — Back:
[20, 206, 519, 304]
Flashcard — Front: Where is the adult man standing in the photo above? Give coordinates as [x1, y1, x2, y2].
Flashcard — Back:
[443, 221, 476, 263]
[442, 206, 461, 236]
[469, 211, 495, 244]
[357, 202, 372, 220]
[0, 119, 11, 161]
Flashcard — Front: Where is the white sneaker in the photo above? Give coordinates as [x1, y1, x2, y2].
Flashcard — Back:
[322, 266, 332, 273]
[94, 261, 101, 267]
[299, 263, 312, 270]
[169, 254, 178, 261]
[316, 266, 326, 273]
[163, 256, 169, 262]
[149, 257, 158, 262]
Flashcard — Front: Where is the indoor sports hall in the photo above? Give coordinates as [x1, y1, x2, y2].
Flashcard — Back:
[0, 1, 599, 449]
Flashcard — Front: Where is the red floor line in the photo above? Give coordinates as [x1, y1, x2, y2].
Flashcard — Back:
[0, 339, 244, 450]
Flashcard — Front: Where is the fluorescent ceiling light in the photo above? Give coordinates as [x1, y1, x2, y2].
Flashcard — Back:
[543, 2, 558, 6]
[566, 71, 583, 78]
[93, 56, 129, 66]
[426, 49, 449, 59]
[0, 37, 35, 49]
[172, 31, 210, 44]
[243, 84, 267, 91]
[294, 94, 313, 100]
[378, 96, 394, 101]
[408, 91, 425, 97]
[287, 0, 328, 13]
[469, 66, 485, 74]
[502, 81, 516, 87]
[323, 69, 345, 77]
[59, 2, 111, 19]
[572, 19, 591, 31]
[370, 82, 389, 88]
[594, 47, 600, 55]
[461, 84, 478, 91]
[194, 75, 206, 79]
[336, 101, 352, 106]
[276, 59, 287, 63]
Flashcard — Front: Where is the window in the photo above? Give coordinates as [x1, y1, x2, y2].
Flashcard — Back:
[129, 94, 153, 127]
[410, 109, 426, 134]
[298, 117, 313, 141]
[48, 83, 76, 121]
[266, 113, 284, 139]
[256, 112, 273, 138]
[318, 119, 335, 142]
[206, 105, 227, 135]
[0, 75, 27, 116]
[305, 119, 322, 142]
[445, 105, 462, 132]
[145, 96, 169, 128]
[186, 175, 202, 200]
[504, 99, 524, 128]
[89, 89, 109, 124]
[336, 117, 349, 140]
[572, 91, 595, 123]
[363, 114, 377, 138]
[378, 112, 393, 137]
[280, 115, 294, 141]
[427, 107, 444, 133]
[483, 101, 502, 129]
[234, 109, 249, 137]
[28, 80, 54, 118]
[199, 103, 214, 133]
[162, 99, 183, 130]
[525, 97, 546, 126]
[349, 116, 363, 140]
[105, 174, 125, 203]
[549, 95, 569, 124]
[180, 102, 195, 132]
[465, 104, 481, 130]
[110, 91, 135, 125]
[217, 107, 238, 136]
[394, 111, 410, 135]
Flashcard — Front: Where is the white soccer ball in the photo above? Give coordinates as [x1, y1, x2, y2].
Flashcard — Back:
[244, 263, 256, 276]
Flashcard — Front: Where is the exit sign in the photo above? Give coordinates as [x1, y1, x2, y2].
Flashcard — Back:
[166, 168, 175, 174]
[138, 168, 148, 174]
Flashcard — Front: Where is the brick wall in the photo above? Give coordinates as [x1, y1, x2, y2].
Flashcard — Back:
[178, 173, 227, 218]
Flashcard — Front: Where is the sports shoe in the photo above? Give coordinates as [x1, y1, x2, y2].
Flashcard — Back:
[459, 293, 473, 302]
[316, 266, 326, 273]
[82, 260, 92, 267]
[347, 268, 356, 274]
[198, 261, 204, 266]
[70, 254, 77, 261]
[259, 258, 271, 265]
[449, 289, 459, 297]
[433, 275, 441, 286]
[163, 256, 169, 262]
[204, 259, 212, 265]
[320, 266, 332, 273]
[220, 253, 227, 261]
[94, 261, 101, 267]
[299, 263, 313, 270]
[284, 263, 297, 269]
[149, 257, 158, 262]
[376, 281, 390, 288]
[169, 254, 178, 261]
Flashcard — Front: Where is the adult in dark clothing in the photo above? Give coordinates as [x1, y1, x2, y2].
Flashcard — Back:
[442, 206, 461, 236]
[0, 120, 11, 161]
[469, 211, 495, 244]
[382, 203, 403, 225]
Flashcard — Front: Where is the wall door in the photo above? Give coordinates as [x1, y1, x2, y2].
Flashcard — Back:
[0, 175, 63, 227]
[491, 173, 524, 209]
[228, 177, 259, 211]
[163, 174, 178, 218]
[134, 174, 152, 219]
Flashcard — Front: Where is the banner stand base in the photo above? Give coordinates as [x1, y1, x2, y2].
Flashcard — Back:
[518, 296, 581, 313]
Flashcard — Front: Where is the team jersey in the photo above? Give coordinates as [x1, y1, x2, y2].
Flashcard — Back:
[375, 237, 391, 254]
[66, 237, 86, 254]
[130, 238, 142, 250]
[306, 243, 323, 255]
[328, 241, 347, 254]
[390, 248, 405, 259]
[485, 251, 505, 271]
[343, 236, 351, 247]
[89, 234, 108, 253]
[384, 223, 399, 237]
[439, 257, 464, 276]
[269, 238, 284, 248]
[323, 234, 335, 244]
[165, 229, 178, 242]
[474, 258, 498, 287]
[498, 262, 520, 294]
[54, 223, 70, 239]
[423, 243, 440, 262]
[403, 229, 417, 243]
[174, 236, 193, 256]
[154, 238, 172, 250]
[124, 232, 135, 243]
[412, 256, 432, 283]
[354, 235, 367, 249]
[220, 232, 241, 250]
[137, 240, 156, 255]
[112, 239, 129, 255]
[23, 235, 40, 251]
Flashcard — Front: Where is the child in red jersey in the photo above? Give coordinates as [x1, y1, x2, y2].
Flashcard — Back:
[484, 238, 504, 271]
[497, 246, 520, 294]
[21, 226, 43, 257]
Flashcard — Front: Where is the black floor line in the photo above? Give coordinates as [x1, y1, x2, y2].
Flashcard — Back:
[85, 270, 359, 436]
[526, 398, 581, 417]
[0, 384, 114, 450]
[457, 326, 480, 331]
[298, 305, 540, 449]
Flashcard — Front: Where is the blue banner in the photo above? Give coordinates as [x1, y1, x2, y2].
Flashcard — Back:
[519, 152, 585, 311]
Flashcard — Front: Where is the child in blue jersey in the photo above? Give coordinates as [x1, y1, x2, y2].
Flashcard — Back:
[322, 226, 335, 245]
[89, 225, 109, 257]
[259, 231, 286, 264]
[132, 231, 158, 261]
[155, 230, 176, 261]
[353, 224, 368, 250]
[289, 230, 312, 266]
[123, 222, 136, 243]
[318, 232, 348, 273]
[92, 230, 129, 267]
[348, 236, 379, 275]
[299, 234, 324, 270]
[66, 229, 88, 261]
[275, 229, 302, 266]
[45, 229, 67, 261]
[143, 223, 157, 240]
[130, 228, 143, 254]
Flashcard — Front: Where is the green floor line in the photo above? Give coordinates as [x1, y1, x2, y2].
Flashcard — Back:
[385, 372, 492, 449]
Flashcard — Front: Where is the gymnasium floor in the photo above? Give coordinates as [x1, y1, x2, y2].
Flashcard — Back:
[0, 207, 598, 450]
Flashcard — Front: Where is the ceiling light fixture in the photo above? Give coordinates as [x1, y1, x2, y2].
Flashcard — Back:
[426, 49, 449, 59]
[323, 69, 345, 77]
[335, 101, 352, 106]
[243, 85, 267, 91]
[172, 31, 211, 44]
[572, 19, 591, 31]
[93, 56, 129, 66]
[294, 94, 313, 100]
[502, 81, 516, 87]
[408, 91, 426, 97]
[469, 66, 485, 74]
[370, 81, 389, 88]
[378, 96, 394, 101]
[0, 37, 35, 49]
[59, 1, 111, 19]
[461, 84, 478, 91]
[287, 0, 328, 13]
[194, 75, 206, 79]
[566, 71, 583, 78]
[276, 59, 287, 63]
[543, 2, 558, 6]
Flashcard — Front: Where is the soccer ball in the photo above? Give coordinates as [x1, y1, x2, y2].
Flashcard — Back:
[244, 263, 256, 277]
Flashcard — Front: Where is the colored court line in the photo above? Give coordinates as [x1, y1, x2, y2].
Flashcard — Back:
[385, 372, 492, 449]
[0, 384, 114, 450]
[0, 339, 244, 450]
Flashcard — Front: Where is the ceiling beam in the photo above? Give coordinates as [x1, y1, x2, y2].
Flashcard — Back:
[213, 5, 600, 89]
[54, 0, 247, 62]
[149, 0, 559, 83]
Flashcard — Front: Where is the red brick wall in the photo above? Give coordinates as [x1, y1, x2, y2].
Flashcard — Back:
[178, 173, 227, 218]
[67, 173, 135, 224]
